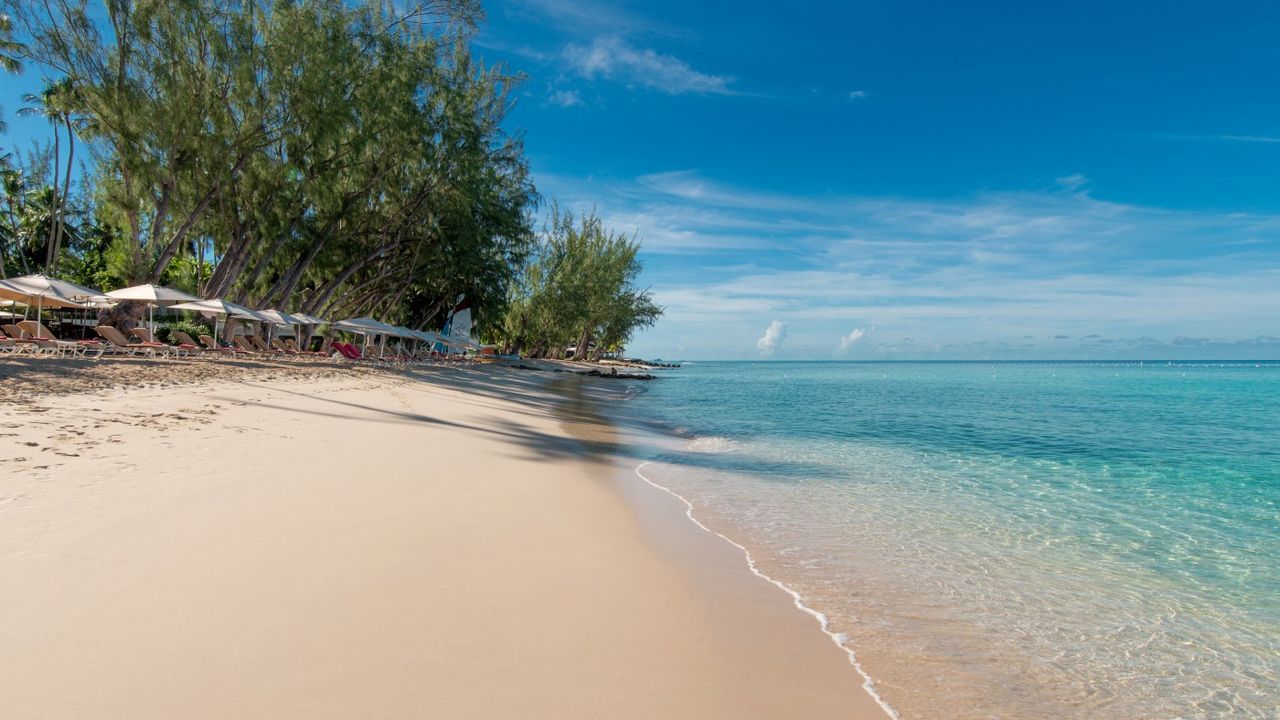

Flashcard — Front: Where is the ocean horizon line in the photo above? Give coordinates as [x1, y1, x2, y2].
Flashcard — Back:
[656, 358, 1280, 365]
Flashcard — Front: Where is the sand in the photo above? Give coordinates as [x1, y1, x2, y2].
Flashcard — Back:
[0, 360, 889, 719]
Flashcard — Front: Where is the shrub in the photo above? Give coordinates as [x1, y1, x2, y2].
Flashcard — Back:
[158, 318, 212, 344]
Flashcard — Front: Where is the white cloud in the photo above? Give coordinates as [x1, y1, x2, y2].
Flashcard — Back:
[534, 169, 1280, 359]
[847, 90, 868, 100]
[837, 328, 866, 352]
[503, 0, 667, 36]
[546, 89, 582, 107]
[1055, 173, 1089, 191]
[1218, 134, 1280, 143]
[563, 36, 732, 95]
[757, 320, 787, 354]
[1160, 133, 1280, 144]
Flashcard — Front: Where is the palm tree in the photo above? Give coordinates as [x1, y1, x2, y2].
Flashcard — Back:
[17, 79, 79, 273]
[0, 14, 25, 134]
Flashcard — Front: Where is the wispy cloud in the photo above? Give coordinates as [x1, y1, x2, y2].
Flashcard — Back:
[847, 90, 868, 100]
[1054, 173, 1089, 192]
[563, 36, 732, 95]
[545, 89, 582, 108]
[1218, 134, 1280, 144]
[1160, 133, 1280, 144]
[536, 169, 1280, 358]
[499, 0, 666, 36]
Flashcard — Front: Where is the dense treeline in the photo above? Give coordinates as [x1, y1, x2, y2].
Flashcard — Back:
[0, 0, 659, 357]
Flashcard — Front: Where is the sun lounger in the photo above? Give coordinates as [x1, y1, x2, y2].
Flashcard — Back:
[0, 325, 39, 354]
[171, 330, 206, 355]
[18, 320, 103, 358]
[271, 338, 321, 359]
[0, 327, 22, 353]
[128, 327, 191, 357]
[232, 336, 267, 355]
[198, 334, 242, 355]
[331, 342, 369, 362]
[94, 325, 162, 357]
[248, 335, 286, 355]
[130, 326, 193, 356]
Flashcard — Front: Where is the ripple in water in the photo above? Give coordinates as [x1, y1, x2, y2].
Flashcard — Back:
[626, 362, 1280, 719]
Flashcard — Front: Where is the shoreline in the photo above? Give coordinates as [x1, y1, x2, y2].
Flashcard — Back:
[629, 461, 900, 720]
[550, 379, 895, 718]
[554, 374, 895, 718]
[1, 361, 886, 718]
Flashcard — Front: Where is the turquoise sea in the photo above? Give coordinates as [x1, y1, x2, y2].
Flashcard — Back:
[622, 361, 1280, 719]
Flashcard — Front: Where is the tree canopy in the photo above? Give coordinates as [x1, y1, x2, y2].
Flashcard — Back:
[1, 0, 661, 357]
[498, 206, 661, 360]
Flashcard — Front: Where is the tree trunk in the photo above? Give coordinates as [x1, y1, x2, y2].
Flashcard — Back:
[150, 165, 239, 282]
[303, 238, 406, 314]
[44, 126, 60, 272]
[50, 115, 74, 273]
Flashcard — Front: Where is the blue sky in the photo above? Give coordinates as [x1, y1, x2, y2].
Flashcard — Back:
[478, 0, 1280, 359]
[4, 1, 1279, 359]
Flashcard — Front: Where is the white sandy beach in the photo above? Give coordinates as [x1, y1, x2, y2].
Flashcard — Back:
[0, 363, 887, 719]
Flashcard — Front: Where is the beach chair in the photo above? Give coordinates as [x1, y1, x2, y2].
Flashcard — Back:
[232, 336, 268, 355]
[0, 326, 22, 354]
[332, 342, 369, 363]
[0, 325, 39, 355]
[198, 334, 240, 355]
[282, 338, 323, 357]
[171, 330, 206, 355]
[94, 325, 161, 357]
[271, 338, 315, 358]
[130, 327, 190, 358]
[248, 335, 286, 355]
[17, 320, 100, 358]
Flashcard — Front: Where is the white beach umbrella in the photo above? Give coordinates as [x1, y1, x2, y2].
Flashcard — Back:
[334, 317, 406, 356]
[256, 309, 303, 344]
[286, 312, 326, 349]
[256, 308, 301, 326]
[105, 283, 200, 305]
[292, 312, 327, 325]
[170, 298, 266, 342]
[170, 298, 264, 320]
[105, 283, 201, 333]
[334, 317, 401, 335]
[0, 275, 98, 317]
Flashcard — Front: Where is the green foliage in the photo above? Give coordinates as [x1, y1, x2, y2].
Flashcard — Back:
[0, 12, 21, 133]
[2, 1, 661, 354]
[0, 12, 21, 74]
[7, 0, 536, 329]
[497, 206, 662, 360]
[156, 318, 211, 345]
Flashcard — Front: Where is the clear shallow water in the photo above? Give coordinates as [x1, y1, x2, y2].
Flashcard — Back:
[622, 362, 1280, 719]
